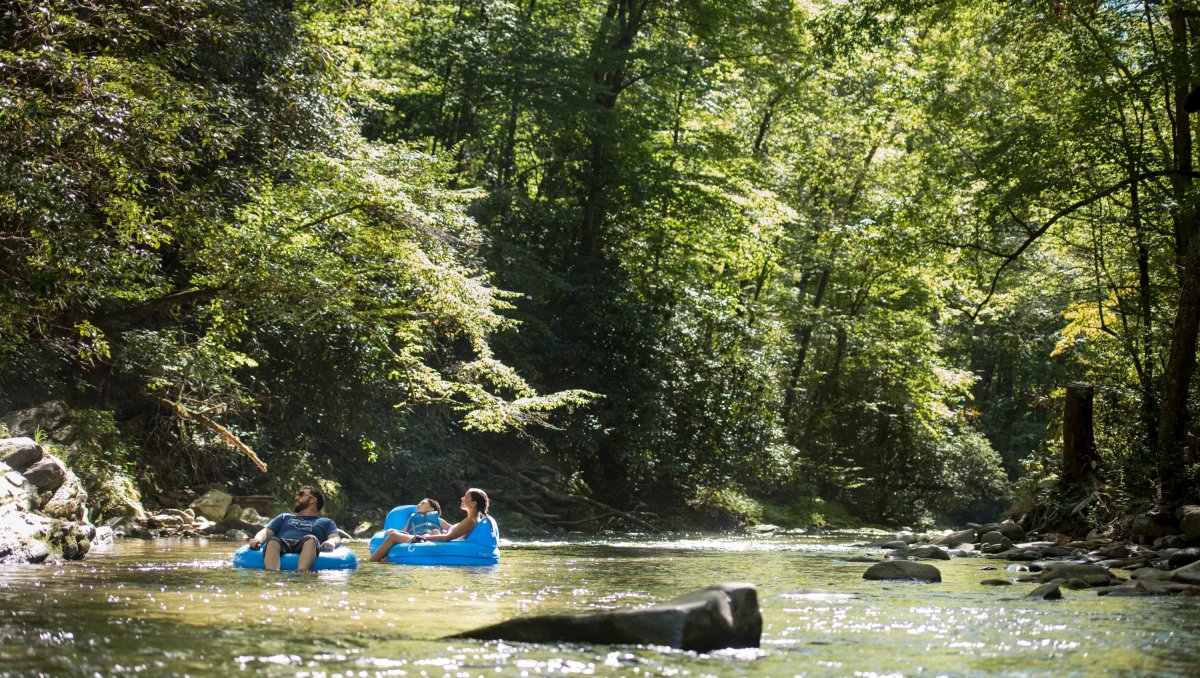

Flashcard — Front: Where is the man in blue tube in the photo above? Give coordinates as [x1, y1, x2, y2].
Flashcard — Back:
[248, 485, 340, 571]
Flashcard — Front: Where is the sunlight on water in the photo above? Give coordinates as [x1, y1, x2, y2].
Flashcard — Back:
[1, 534, 1199, 676]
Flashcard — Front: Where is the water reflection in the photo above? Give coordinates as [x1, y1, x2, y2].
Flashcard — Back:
[0, 534, 1197, 675]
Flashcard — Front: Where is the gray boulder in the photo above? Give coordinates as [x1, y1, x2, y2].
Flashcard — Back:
[1178, 505, 1200, 541]
[95, 473, 147, 521]
[1130, 567, 1173, 581]
[41, 465, 87, 521]
[976, 522, 1026, 542]
[0, 462, 39, 511]
[892, 545, 951, 560]
[932, 528, 976, 548]
[1026, 583, 1063, 600]
[1036, 563, 1122, 587]
[1167, 548, 1200, 569]
[0, 401, 71, 441]
[190, 489, 234, 522]
[1170, 559, 1200, 585]
[449, 583, 761, 652]
[0, 438, 43, 473]
[1131, 513, 1180, 543]
[22, 455, 67, 494]
[863, 561, 942, 582]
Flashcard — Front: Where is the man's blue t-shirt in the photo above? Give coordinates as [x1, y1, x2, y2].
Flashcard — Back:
[266, 513, 338, 542]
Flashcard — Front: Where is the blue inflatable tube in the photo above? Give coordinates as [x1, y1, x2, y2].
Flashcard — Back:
[368, 505, 500, 566]
[231, 544, 358, 570]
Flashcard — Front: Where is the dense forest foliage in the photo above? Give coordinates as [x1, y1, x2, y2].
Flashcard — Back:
[2, 0, 1198, 531]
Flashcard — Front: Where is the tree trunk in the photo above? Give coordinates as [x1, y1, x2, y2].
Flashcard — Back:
[1061, 382, 1098, 487]
[1154, 7, 1200, 506]
[1155, 231, 1200, 504]
[576, 0, 652, 257]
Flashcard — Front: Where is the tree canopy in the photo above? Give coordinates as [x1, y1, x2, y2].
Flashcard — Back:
[3, 0, 1198, 530]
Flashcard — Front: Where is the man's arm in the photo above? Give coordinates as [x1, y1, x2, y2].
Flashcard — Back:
[321, 521, 340, 551]
[248, 526, 275, 550]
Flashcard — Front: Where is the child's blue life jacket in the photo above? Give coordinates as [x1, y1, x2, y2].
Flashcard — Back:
[407, 511, 442, 536]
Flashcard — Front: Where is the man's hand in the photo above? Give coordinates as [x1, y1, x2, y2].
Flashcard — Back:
[248, 537, 262, 550]
[321, 540, 337, 552]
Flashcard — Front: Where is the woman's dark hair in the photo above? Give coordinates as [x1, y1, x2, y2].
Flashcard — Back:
[466, 488, 489, 515]
[423, 497, 442, 513]
[299, 484, 324, 511]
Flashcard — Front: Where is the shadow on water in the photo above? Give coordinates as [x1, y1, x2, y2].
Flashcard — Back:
[1, 533, 1199, 676]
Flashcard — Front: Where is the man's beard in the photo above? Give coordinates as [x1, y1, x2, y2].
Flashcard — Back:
[292, 498, 308, 512]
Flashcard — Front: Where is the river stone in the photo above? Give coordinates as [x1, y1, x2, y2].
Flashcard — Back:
[932, 528, 976, 548]
[1154, 534, 1189, 549]
[149, 513, 187, 528]
[0, 462, 39, 511]
[0, 504, 57, 564]
[1178, 506, 1200, 541]
[0, 437, 43, 473]
[92, 526, 114, 545]
[96, 472, 147, 521]
[190, 489, 233, 522]
[239, 507, 268, 526]
[863, 561, 942, 582]
[449, 583, 761, 652]
[41, 465, 87, 521]
[896, 545, 951, 560]
[1130, 567, 1172, 581]
[1036, 563, 1122, 587]
[1169, 559, 1200, 585]
[20, 455, 66, 494]
[1131, 513, 1180, 542]
[0, 401, 70, 439]
[980, 579, 1012, 586]
[1026, 583, 1063, 600]
[845, 555, 881, 563]
[352, 520, 378, 538]
[976, 522, 1026, 542]
[1166, 548, 1200, 569]
[980, 531, 1006, 546]
[223, 503, 244, 521]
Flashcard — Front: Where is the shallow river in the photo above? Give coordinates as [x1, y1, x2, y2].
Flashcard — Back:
[1, 532, 1198, 676]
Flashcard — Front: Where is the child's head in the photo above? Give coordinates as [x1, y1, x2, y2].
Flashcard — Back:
[417, 497, 441, 514]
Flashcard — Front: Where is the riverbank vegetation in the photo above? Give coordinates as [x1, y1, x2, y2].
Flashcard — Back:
[2, 0, 1198, 532]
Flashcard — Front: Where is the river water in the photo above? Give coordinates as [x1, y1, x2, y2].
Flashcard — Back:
[1, 532, 1197, 676]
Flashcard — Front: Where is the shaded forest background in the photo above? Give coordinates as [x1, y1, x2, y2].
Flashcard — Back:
[2, 0, 1198, 532]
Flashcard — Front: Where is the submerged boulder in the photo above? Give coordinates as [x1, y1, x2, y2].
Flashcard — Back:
[450, 583, 761, 652]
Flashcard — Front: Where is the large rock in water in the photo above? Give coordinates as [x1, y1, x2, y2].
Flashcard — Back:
[863, 561, 942, 582]
[449, 583, 761, 652]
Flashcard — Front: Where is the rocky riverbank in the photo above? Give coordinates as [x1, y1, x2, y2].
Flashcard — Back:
[850, 516, 1200, 597]
[1, 437, 96, 564]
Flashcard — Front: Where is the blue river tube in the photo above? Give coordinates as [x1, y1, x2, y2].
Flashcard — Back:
[367, 505, 500, 566]
[231, 543, 359, 570]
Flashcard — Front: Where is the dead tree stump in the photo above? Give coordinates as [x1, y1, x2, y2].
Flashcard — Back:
[1061, 382, 1099, 486]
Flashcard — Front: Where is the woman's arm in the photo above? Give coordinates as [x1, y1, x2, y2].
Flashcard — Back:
[424, 516, 477, 542]
[438, 517, 452, 531]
